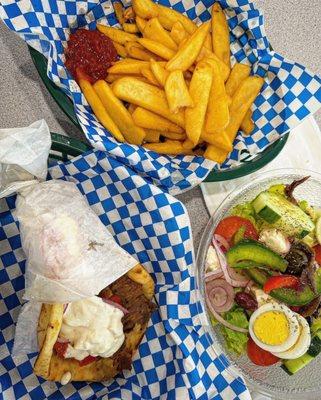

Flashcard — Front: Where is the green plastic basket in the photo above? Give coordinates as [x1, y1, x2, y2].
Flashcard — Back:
[30, 46, 288, 182]
[50, 132, 90, 161]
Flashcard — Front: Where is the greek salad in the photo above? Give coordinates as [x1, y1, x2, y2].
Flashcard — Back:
[205, 177, 321, 374]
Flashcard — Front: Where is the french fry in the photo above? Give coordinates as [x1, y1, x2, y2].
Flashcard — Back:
[125, 41, 156, 61]
[166, 22, 210, 71]
[114, 2, 125, 25]
[185, 62, 213, 145]
[113, 77, 185, 127]
[205, 58, 230, 134]
[225, 63, 251, 97]
[211, 3, 230, 70]
[170, 21, 188, 45]
[207, 53, 230, 82]
[144, 129, 161, 143]
[106, 73, 138, 83]
[204, 33, 212, 51]
[127, 103, 137, 114]
[77, 74, 124, 143]
[138, 38, 175, 60]
[204, 144, 228, 163]
[150, 59, 169, 86]
[97, 24, 137, 44]
[141, 67, 160, 86]
[136, 16, 147, 33]
[162, 131, 186, 140]
[123, 23, 139, 33]
[132, 0, 158, 19]
[157, 4, 197, 34]
[213, 76, 264, 149]
[165, 70, 193, 114]
[108, 59, 150, 74]
[124, 6, 135, 21]
[201, 130, 232, 151]
[94, 80, 145, 145]
[143, 18, 178, 51]
[182, 138, 195, 150]
[113, 42, 127, 58]
[240, 109, 254, 135]
[132, 107, 184, 133]
[144, 140, 190, 155]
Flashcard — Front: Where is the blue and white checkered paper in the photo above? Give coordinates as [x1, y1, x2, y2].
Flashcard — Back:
[1, 1, 321, 193]
[0, 150, 250, 400]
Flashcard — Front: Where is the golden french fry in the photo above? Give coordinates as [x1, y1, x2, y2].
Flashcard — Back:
[157, 4, 196, 34]
[132, 107, 184, 133]
[201, 130, 232, 151]
[207, 53, 230, 82]
[144, 140, 190, 155]
[211, 3, 230, 70]
[143, 18, 177, 51]
[144, 129, 161, 143]
[204, 144, 228, 163]
[124, 6, 135, 21]
[204, 33, 212, 51]
[215, 76, 264, 148]
[185, 62, 213, 145]
[125, 41, 156, 61]
[78, 76, 124, 142]
[141, 67, 160, 86]
[162, 131, 186, 140]
[97, 24, 137, 44]
[225, 63, 251, 97]
[108, 59, 150, 74]
[165, 70, 193, 114]
[240, 109, 254, 135]
[150, 59, 169, 86]
[166, 22, 210, 71]
[113, 42, 127, 58]
[182, 138, 195, 150]
[113, 77, 185, 127]
[127, 103, 137, 114]
[138, 38, 175, 60]
[132, 0, 158, 19]
[106, 73, 140, 83]
[114, 2, 125, 25]
[123, 23, 139, 33]
[205, 58, 230, 134]
[170, 21, 188, 45]
[94, 80, 145, 145]
[136, 16, 147, 32]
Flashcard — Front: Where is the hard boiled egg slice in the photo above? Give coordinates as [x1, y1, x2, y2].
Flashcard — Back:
[271, 315, 311, 360]
[249, 303, 300, 353]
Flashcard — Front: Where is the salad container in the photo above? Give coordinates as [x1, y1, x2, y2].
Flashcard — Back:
[197, 168, 321, 399]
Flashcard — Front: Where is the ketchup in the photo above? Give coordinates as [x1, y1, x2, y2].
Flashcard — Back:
[65, 29, 118, 83]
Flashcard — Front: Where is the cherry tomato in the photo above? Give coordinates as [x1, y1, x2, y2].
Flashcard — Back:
[53, 342, 68, 359]
[79, 355, 97, 367]
[247, 338, 280, 366]
[313, 245, 321, 265]
[214, 216, 258, 244]
[263, 275, 300, 294]
[109, 294, 122, 305]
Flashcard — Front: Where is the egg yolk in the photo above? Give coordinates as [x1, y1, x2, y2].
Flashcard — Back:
[253, 311, 289, 345]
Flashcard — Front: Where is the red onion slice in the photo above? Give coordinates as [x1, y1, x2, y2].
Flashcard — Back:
[213, 234, 230, 252]
[205, 270, 223, 282]
[206, 278, 234, 313]
[244, 280, 255, 294]
[102, 298, 129, 315]
[212, 238, 249, 288]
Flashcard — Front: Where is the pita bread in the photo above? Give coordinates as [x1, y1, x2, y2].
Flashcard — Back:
[34, 264, 154, 382]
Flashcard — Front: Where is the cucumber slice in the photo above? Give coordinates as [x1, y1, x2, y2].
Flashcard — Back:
[252, 191, 315, 238]
[281, 353, 314, 375]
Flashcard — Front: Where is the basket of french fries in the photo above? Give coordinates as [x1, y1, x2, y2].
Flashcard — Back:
[1, 0, 320, 193]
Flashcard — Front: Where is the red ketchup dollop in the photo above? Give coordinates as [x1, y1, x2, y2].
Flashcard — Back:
[65, 29, 118, 83]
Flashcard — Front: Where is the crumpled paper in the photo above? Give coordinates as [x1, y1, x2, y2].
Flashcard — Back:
[0, 120, 138, 356]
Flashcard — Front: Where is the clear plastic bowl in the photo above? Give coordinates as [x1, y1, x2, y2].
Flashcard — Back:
[196, 168, 321, 399]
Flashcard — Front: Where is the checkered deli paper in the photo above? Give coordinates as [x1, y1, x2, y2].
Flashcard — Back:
[0, 145, 250, 400]
[1, 0, 321, 194]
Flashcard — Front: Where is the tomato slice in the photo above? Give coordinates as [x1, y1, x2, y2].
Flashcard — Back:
[313, 245, 321, 265]
[214, 216, 258, 244]
[53, 342, 69, 359]
[79, 355, 97, 367]
[247, 337, 279, 366]
[263, 275, 300, 294]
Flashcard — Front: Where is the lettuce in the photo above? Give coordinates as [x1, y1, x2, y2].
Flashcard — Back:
[221, 308, 249, 355]
[229, 202, 257, 227]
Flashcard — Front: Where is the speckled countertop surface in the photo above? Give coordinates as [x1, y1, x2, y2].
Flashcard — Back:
[0, 0, 320, 250]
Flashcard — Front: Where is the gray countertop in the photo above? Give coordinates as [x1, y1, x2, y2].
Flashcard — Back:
[0, 0, 320, 251]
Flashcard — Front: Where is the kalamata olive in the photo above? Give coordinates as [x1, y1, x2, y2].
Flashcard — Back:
[285, 241, 314, 276]
[235, 292, 258, 311]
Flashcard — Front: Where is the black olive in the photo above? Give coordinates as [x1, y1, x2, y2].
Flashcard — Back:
[285, 241, 314, 276]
